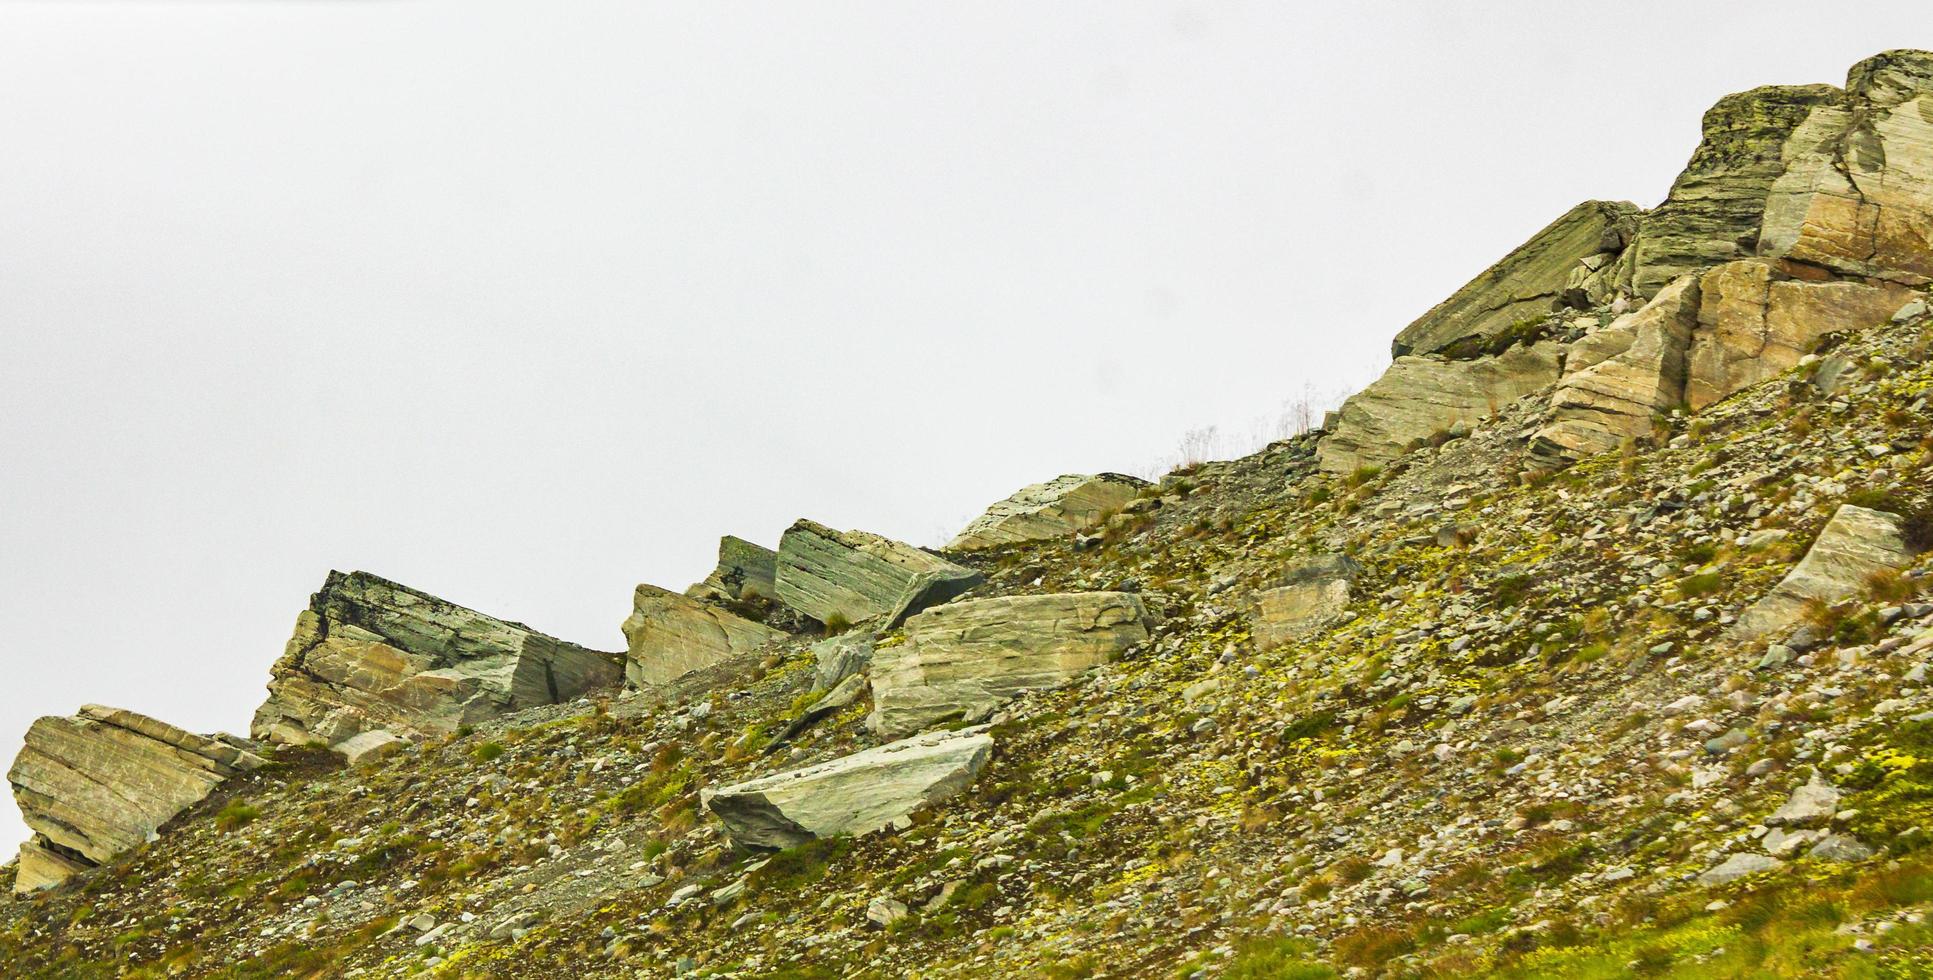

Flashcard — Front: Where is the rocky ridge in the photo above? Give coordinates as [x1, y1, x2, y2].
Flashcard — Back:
[8, 49, 1933, 980]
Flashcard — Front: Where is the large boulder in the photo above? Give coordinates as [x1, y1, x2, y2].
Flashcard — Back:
[868, 592, 1151, 738]
[1531, 274, 1701, 464]
[1392, 200, 1639, 357]
[1253, 555, 1363, 648]
[250, 571, 622, 746]
[9, 705, 265, 893]
[1317, 341, 1563, 476]
[774, 520, 983, 628]
[948, 473, 1151, 551]
[701, 727, 993, 850]
[1732, 505, 1915, 641]
[686, 535, 778, 604]
[622, 584, 785, 688]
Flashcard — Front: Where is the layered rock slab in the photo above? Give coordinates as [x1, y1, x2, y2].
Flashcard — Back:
[1317, 341, 1563, 476]
[948, 473, 1150, 551]
[9, 705, 265, 893]
[250, 571, 622, 746]
[868, 592, 1151, 738]
[774, 520, 982, 627]
[1732, 505, 1914, 641]
[1253, 555, 1363, 649]
[701, 727, 994, 850]
[1686, 260, 1912, 411]
[1392, 200, 1638, 357]
[622, 584, 786, 688]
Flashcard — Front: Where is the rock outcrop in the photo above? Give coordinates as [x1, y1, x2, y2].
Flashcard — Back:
[868, 592, 1151, 738]
[687, 535, 779, 604]
[1732, 505, 1915, 641]
[773, 520, 982, 627]
[250, 571, 622, 746]
[948, 473, 1150, 551]
[1531, 275, 1701, 464]
[1317, 342, 1563, 475]
[1392, 200, 1639, 357]
[622, 584, 785, 688]
[701, 727, 993, 850]
[9, 705, 265, 893]
[1253, 555, 1363, 649]
[1685, 260, 1912, 411]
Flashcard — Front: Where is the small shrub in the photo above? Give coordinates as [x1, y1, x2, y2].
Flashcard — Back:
[472, 742, 506, 763]
[214, 799, 260, 832]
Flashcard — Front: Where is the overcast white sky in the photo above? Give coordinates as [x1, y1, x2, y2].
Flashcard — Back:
[3, 3, 1929, 852]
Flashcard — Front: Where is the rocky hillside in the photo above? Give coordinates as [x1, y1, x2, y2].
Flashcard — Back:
[8, 49, 1933, 980]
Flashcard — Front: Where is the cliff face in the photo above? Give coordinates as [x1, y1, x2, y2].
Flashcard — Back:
[8, 50, 1933, 980]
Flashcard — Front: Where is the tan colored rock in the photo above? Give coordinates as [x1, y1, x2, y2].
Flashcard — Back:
[868, 592, 1150, 738]
[1317, 341, 1563, 476]
[1761, 52, 1933, 285]
[701, 727, 993, 850]
[9, 705, 265, 893]
[686, 535, 778, 603]
[1253, 556, 1363, 648]
[1732, 505, 1914, 641]
[333, 729, 408, 768]
[774, 520, 982, 628]
[1686, 260, 1912, 410]
[948, 473, 1150, 551]
[1531, 274, 1701, 463]
[1392, 200, 1638, 357]
[622, 584, 785, 688]
[250, 571, 622, 746]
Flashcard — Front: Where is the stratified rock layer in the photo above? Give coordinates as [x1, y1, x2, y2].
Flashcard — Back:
[250, 571, 622, 746]
[868, 592, 1151, 738]
[9, 705, 265, 893]
[1732, 505, 1914, 641]
[701, 727, 993, 851]
[774, 520, 982, 627]
[622, 584, 785, 688]
[1686, 260, 1912, 411]
[1531, 274, 1701, 463]
[1392, 200, 1639, 357]
[948, 473, 1150, 551]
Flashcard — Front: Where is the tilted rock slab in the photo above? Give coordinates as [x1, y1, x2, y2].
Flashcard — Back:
[686, 535, 778, 604]
[868, 592, 1151, 739]
[1253, 555, 1363, 649]
[1731, 505, 1914, 641]
[774, 520, 983, 627]
[251, 571, 622, 746]
[701, 726, 993, 850]
[948, 473, 1151, 551]
[1317, 341, 1563, 476]
[622, 583, 785, 688]
[9, 705, 265, 893]
[1392, 200, 1639, 357]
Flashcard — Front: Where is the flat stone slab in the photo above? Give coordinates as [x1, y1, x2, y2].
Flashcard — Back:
[1253, 555, 1363, 648]
[702, 727, 993, 850]
[1731, 505, 1914, 641]
[868, 592, 1151, 738]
